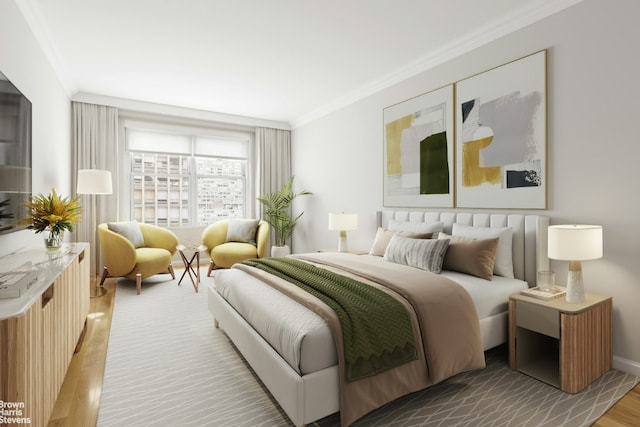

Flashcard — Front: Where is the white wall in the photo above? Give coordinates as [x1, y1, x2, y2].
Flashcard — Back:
[292, 0, 640, 373]
[0, 0, 72, 257]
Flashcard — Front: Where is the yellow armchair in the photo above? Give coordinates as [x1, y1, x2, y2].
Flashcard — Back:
[98, 222, 179, 295]
[202, 219, 269, 275]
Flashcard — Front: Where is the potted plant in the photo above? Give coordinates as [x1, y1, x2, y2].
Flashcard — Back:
[257, 176, 311, 256]
[24, 188, 82, 251]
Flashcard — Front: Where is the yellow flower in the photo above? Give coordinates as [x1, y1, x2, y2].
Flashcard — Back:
[24, 188, 82, 236]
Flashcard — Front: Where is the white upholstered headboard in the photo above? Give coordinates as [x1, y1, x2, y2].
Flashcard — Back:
[376, 210, 549, 287]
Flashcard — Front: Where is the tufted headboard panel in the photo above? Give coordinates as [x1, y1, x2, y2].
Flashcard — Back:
[376, 210, 549, 287]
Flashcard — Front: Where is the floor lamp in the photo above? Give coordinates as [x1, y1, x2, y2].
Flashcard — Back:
[77, 169, 113, 298]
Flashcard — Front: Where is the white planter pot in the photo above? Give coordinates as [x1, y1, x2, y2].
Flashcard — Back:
[271, 245, 290, 257]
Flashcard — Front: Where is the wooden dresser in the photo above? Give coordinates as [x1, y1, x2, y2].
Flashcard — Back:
[0, 243, 90, 426]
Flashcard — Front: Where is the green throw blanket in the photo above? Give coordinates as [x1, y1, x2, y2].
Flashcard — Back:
[241, 257, 417, 382]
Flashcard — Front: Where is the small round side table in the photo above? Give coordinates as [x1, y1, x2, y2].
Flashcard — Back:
[176, 243, 207, 292]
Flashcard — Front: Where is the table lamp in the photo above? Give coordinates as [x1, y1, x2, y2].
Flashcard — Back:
[328, 212, 357, 253]
[77, 169, 113, 297]
[547, 224, 603, 303]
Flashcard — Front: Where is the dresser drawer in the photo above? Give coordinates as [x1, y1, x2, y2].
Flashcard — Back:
[516, 300, 559, 338]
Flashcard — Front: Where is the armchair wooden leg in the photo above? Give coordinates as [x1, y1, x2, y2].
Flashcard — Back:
[168, 264, 175, 280]
[99, 267, 109, 287]
[136, 272, 142, 295]
[207, 260, 215, 277]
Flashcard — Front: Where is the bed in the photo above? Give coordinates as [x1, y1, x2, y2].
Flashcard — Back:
[208, 210, 549, 426]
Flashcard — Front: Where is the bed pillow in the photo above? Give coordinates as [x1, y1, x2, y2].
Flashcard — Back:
[383, 234, 449, 273]
[368, 227, 433, 256]
[226, 219, 260, 245]
[107, 221, 145, 248]
[388, 220, 444, 235]
[438, 233, 499, 280]
[451, 224, 514, 278]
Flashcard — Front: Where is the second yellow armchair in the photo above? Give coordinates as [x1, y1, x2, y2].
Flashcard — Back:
[201, 219, 269, 275]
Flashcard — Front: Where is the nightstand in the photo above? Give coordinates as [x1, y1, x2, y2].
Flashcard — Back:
[508, 291, 612, 393]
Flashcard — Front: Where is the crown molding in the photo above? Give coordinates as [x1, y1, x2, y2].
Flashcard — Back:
[15, 0, 76, 96]
[73, 92, 291, 130]
[289, 0, 584, 129]
[15, 0, 584, 130]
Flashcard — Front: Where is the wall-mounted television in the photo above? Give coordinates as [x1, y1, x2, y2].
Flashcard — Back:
[0, 71, 32, 235]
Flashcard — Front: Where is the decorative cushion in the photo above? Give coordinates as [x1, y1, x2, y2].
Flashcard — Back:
[388, 220, 444, 235]
[369, 227, 433, 256]
[108, 221, 145, 248]
[438, 232, 499, 280]
[451, 224, 514, 278]
[383, 234, 449, 273]
[226, 219, 260, 245]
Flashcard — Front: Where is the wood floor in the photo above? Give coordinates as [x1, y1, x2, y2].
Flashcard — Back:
[48, 276, 640, 426]
[47, 278, 116, 427]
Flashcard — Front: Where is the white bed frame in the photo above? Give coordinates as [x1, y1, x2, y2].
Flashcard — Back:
[208, 210, 549, 426]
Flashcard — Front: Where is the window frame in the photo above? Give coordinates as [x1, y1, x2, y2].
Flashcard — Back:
[119, 117, 255, 228]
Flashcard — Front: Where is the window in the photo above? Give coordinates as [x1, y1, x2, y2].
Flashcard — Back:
[125, 124, 252, 227]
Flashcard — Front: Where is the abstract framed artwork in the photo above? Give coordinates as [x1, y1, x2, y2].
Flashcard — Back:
[455, 50, 547, 209]
[383, 84, 454, 208]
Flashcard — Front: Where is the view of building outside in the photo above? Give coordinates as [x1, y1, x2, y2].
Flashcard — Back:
[131, 152, 246, 227]
[195, 157, 245, 225]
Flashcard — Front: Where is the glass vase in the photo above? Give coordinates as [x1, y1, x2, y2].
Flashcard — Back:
[43, 229, 63, 252]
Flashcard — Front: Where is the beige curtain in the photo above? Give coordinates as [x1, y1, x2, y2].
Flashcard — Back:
[255, 127, 291, 250]
[72, 102, 119, 277]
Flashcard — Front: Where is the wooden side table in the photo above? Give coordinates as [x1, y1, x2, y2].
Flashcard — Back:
[177, 244, 207, 292]
[508, 291, 612, 393]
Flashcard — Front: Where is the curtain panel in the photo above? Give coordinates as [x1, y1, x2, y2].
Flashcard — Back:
[72, 102, 119, 276]
[255, 127, 291, 250]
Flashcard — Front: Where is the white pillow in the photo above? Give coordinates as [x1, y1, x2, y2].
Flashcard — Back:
[226, 219, 260, 245]
[388, 220, 444, 234]
[451, 223, 514, 278]
[107, 221, 145, 248]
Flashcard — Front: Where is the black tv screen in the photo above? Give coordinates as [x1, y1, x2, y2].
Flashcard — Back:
[0, 71, 32, 235]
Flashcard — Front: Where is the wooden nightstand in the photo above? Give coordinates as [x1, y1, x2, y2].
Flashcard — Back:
[508, 292, 612, 393]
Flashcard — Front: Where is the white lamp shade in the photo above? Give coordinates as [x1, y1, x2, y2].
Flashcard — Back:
[77, 169, 113, 195]
[328, 212, 358, 231]
[548, 224, 603, 261]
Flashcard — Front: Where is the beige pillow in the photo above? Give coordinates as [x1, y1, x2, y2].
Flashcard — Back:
[369, 227, 433, 256]
[438, 233, 499, 281]
[451, 224, 513, 278]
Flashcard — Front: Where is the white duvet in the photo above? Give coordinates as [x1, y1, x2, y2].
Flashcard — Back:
[213, 255, 527, 376]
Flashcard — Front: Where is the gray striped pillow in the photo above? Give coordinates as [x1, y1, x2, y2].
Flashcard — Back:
[383, 235, 449, 273]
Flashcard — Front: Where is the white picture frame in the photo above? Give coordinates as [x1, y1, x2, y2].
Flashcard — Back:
[455, 50, 547, 209]
[383, 84, 454, 208]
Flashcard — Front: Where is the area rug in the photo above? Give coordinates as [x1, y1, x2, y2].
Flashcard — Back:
[97, 270, 637, 427]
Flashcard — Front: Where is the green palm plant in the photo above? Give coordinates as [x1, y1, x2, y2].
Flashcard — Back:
[257, 176, 312, 247]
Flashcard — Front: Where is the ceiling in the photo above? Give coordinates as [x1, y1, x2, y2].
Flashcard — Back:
[19, 0, 581, 127]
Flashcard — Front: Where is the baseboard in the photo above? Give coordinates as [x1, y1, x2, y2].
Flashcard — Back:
[613, 354, 640, 377]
